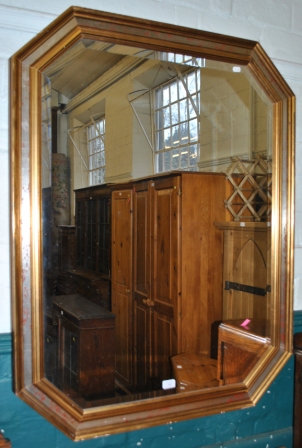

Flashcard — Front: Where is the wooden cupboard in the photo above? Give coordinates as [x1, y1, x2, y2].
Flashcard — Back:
[112, 172, 230, 392]
[52, 294, 116, 399]
[132, 176, 181, 390]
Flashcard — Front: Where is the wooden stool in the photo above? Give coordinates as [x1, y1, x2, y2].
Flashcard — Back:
[171, 353, 219, 392]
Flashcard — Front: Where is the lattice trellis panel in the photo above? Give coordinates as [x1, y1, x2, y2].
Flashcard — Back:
[224, 156, 272, 222]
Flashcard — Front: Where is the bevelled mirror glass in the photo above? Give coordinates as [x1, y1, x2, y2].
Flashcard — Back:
[10, 6, 294, 440]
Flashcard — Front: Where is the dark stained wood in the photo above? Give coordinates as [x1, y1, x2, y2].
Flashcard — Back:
[58, 225, 76, 271]
[56, 268, 111, 310]
[53, 294, 115, 398]
[75, 185, 111, 276]
[57, 185, 111, 309]
[111, 189, 133, 389]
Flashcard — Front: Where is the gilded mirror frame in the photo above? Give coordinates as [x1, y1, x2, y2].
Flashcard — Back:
[10, 6, 294, 440]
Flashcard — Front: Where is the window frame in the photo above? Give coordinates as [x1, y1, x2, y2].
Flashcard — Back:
[153, 68, 200, 173]
[87, 116, 106, 185]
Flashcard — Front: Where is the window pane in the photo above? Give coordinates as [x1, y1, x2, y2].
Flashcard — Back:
[179, 98, 188, 122]
[156, 108, 164, 130]
[163, 87, 170, 107]
[157, 129, 164, 151]
[170, 83, 178, 103]
[163, 106, 170, 128]
[180, 149, 189, 168]
[164, 151, 171, 171]
[171, 125, 179, 146]
[171, 103, 179, 126]
[87, 116, 106, 186]
[172, 149, 179, 170]
[178, 82, 186, 100]
[164, 128, 172, 148]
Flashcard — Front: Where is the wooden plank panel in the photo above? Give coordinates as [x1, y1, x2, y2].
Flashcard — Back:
[112, 289, 132, 386]
[153, 311, 174, 385]
[111, 189, 133, 388]
[181, 173, 229, 356]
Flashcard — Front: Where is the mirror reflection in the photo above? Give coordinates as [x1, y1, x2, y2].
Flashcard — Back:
[42, 39, 272, 408]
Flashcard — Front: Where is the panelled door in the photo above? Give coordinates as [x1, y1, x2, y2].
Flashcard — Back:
[151, 176, 181, 385]
[133, 181, 153, 391]
[111, 189, 133, 389]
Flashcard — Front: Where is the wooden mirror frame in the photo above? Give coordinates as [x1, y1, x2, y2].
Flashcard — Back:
[10, 6, 294, 440]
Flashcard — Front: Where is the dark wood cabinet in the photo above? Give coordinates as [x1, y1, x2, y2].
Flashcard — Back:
[53, 294, 115, 399]
[75, 185, 111, 276]
[58, 225, 76, 271]
[57, 185, 111, 309]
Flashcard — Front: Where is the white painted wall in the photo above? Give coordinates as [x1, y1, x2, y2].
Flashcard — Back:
[1, 0, 302, 333]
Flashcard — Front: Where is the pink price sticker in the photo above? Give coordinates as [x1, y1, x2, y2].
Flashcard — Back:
[240, 318, 251, 328]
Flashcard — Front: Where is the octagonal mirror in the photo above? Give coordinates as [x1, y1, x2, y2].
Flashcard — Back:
[10, 6, 294, 440]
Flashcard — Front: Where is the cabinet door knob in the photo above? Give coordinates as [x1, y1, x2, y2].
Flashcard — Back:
[126, 289, 130, 293]
[142, 298, 154, 307]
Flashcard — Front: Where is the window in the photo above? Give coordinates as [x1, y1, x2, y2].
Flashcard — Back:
[154, 69, 200, 173]
[87, 116, 105, 185]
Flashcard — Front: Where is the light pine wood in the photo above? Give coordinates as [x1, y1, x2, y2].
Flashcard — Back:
[151, 176, 181, 377]
[130, 172, 230, 390]
[171, 353, 219, 392]
[133, 181, 153, 390]
[0, 435, 11, 448]
[181, 173, 231, 357]
[215, 222, 270, 321]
